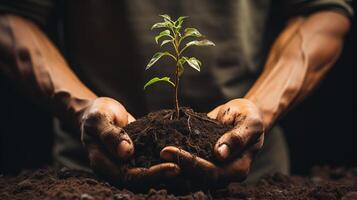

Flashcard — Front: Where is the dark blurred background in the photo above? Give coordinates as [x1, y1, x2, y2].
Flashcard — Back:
[1, 3, 356, 175]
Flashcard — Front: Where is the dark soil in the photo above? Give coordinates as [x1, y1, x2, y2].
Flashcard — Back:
[124, 108, 233, 168]
[1, 166, 357, 200]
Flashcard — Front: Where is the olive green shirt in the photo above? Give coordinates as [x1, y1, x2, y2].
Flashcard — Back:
[0, 0, 353, 115]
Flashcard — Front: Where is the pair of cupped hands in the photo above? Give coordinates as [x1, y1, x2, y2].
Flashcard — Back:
[80, 97, 264, 185]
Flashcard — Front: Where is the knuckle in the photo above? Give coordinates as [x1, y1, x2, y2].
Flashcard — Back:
[102, 127, 127, 145]
[82, 114, 99, 129]
[246, 114, 264, 133]
[81, 111, 112, 136]
[85, 111, 109, 124]
[251, 115, 264, 127]
[249, 111, 263, 123]
[231, 131, 245, 147]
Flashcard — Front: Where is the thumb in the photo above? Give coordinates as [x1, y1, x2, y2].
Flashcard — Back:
[82, 97, 135, 160]
[82, 111, 134, 160]
[214, 127, 250, 161]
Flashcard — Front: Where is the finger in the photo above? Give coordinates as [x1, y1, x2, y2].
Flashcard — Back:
[214, 116, 263, 161]
[160, 146, 216, 175]
[86, 142, 125, 183]
[100, 125, 134, 160]
[128, 113, 136, 124]
[207, 105, 222, 119]
[82, 112, 134, 160]
[98, 97, 129, 127]
[86, 142, 180, 187]
[126, 163, 180, 184]
[214, 126, 251, 161]
[219, 153, 253, 182]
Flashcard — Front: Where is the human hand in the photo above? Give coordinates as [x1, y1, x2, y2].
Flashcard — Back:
[160, 99, 264, 184]
[80, 97, 180, 185]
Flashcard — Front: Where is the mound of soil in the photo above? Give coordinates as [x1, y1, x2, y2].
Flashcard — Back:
[1, 167, 357, 200]
[124, 108, 233, 168]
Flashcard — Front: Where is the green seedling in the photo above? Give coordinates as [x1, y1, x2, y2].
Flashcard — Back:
[144, 14, 215, 118]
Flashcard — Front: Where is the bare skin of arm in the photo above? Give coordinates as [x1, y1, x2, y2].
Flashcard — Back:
[0, 14, 180, 185]
[161, 11, 351, 183]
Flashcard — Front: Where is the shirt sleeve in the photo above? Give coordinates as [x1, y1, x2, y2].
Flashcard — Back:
[285, 0, 354, 19]
[0, 0, 55, 26]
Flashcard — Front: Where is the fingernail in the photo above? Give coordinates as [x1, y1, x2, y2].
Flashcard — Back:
[218, 144, 230, 160]
[160, 148, 174, 161]
[117, 140, 133, 158]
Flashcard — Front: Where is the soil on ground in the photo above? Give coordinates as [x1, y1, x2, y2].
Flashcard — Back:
[2, 109, 356, 199]
[124, 108, 233, 168]
[1, 166, 357, 200]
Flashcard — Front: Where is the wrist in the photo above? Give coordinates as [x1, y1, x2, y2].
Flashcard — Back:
[53, 90, 97, 131]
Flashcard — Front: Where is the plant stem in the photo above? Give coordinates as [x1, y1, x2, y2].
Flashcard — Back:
[174, 64, 180, 118]
[173, 32, 180, 119]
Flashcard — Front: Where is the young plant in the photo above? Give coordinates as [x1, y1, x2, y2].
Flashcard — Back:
[144, 14, 215, 118]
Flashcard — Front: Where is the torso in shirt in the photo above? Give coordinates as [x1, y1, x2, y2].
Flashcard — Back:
[60, 0, 282, 117]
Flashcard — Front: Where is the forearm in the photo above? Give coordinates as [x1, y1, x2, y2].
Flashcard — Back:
[245, 11, 350, 130]
[0, 14, 97, 127]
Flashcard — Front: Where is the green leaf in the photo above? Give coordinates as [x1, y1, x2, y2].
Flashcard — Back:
[183, 57, 202, 71]
[144, 77, 175, 89]
[183, 28, 202, 38]
[160, 39, 172, 47]
[178, 57, 188, 66]
[185, 39, 215, 47]
[159, 14, 173, 22]
[175, 16, 188, 28]
[155, 30, 171, 44]
[146, 52, 175, 70]
[151, 21, 170, 30]
[158, 15, 176, 29]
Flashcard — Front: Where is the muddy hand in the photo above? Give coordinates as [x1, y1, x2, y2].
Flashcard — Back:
[160, 98, 264, 183]
[81, 97, 180, 185]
